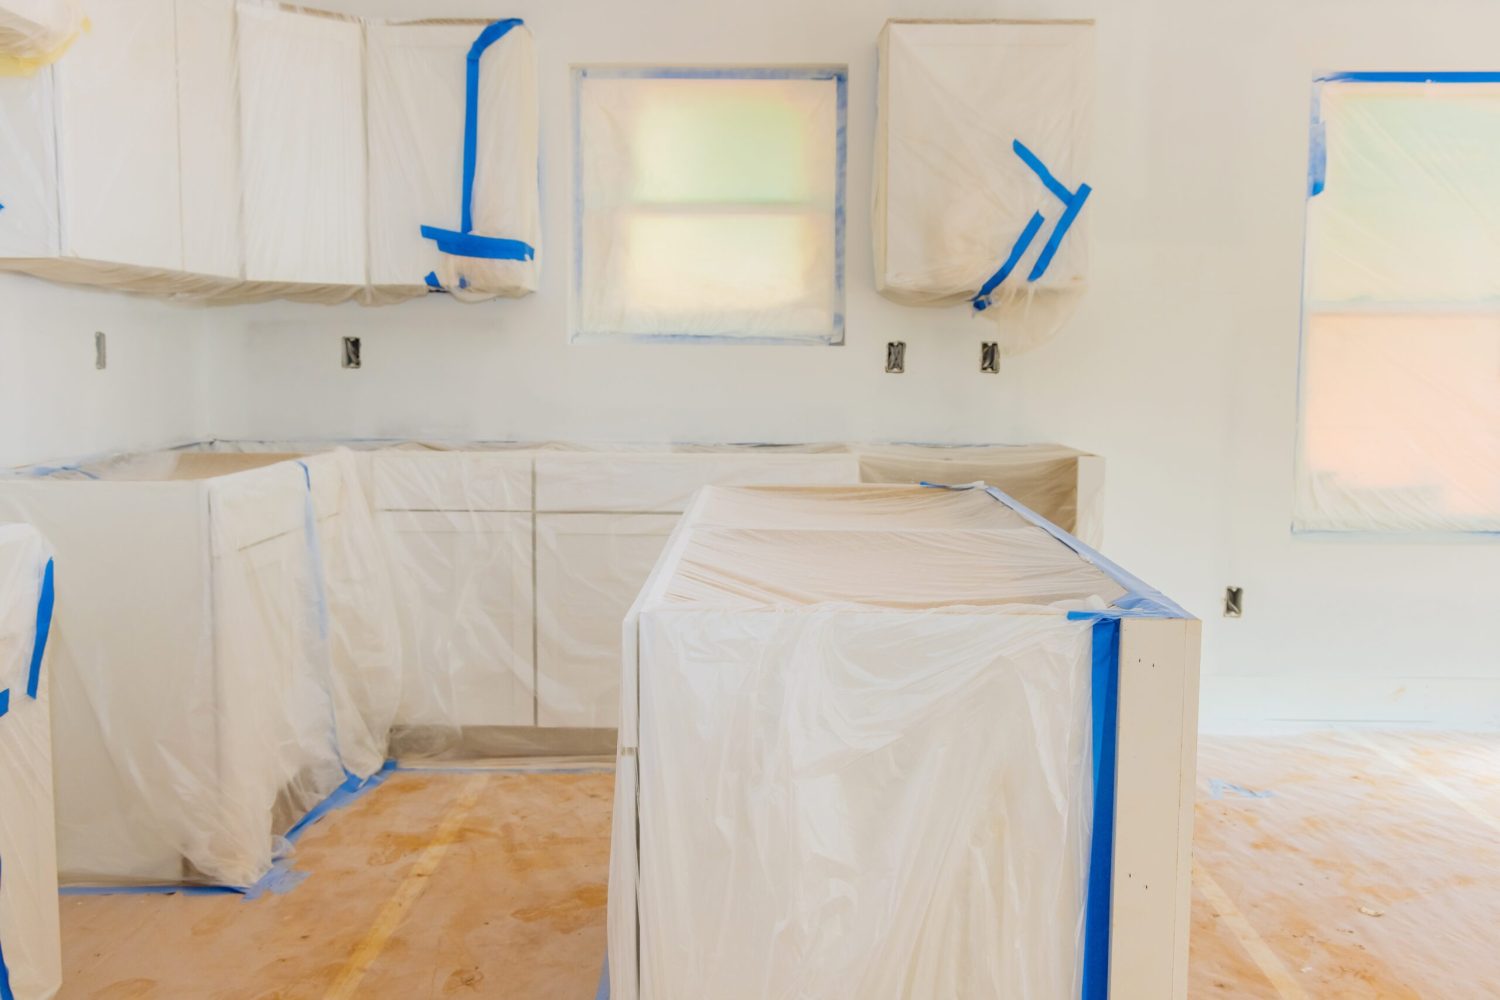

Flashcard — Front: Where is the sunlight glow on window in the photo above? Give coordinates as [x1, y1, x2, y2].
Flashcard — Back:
[574, 68, 845, 343]
[1297, 77, 1500, 532]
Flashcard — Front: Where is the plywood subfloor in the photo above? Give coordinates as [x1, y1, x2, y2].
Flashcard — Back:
[57, 734, 1500, 998]
[59, 768, 614, 999]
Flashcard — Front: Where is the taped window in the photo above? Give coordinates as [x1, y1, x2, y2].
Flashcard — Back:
[1296, 74, 1500, 533]
[572, 67, 846, 344]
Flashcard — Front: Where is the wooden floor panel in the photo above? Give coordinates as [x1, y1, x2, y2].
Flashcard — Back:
[56, 735, 1500, 998]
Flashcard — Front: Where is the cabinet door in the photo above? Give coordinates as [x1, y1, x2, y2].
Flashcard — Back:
[0, 70, 59, 258]
[52, 0, 182, 269]
[176, 0, 242, 278]
[536, 513, 679, 728]
[237, 1, 365, 284]
[381, 510, 534, 727]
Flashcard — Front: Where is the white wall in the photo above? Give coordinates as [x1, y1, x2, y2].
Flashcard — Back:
[8, 0, 1498, 728]
[0, 274, 209, 468]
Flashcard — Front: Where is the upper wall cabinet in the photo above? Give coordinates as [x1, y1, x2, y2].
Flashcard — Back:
[0, 63, 57, 258]
[237, 1, 366, 286]
[0, 2, 538, 305]
[874, 20, 1094, 354]
[53, 0, 182, 271]
[369, 21, 539, 299]
[177, 0, 242, 279]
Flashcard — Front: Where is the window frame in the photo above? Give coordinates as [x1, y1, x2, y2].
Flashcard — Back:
[1294, 71, 1500, 537]
[570, 64, 848, 345]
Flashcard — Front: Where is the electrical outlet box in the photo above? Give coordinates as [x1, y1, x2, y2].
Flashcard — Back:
[342, 337, 361, 370]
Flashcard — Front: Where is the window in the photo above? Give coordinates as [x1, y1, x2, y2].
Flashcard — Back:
[1296, 73, 1500, 532]
[572, 66, 846, 344]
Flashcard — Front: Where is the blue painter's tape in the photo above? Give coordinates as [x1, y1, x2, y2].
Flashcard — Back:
[974, 484, 1189, 619]
[0, 689, 8, 720]
[0, 855, 15, 1000]
[27, 559, 54, 700]
[595, 954, 610, 1000]
[462, 19, 523, 235]
[972, 141, 1092, 308]
[60, 883, 242, 897]
[974, 212, 1045, 310]
[420, 226, 534, 262]
[1307, 118, 1327, 197]
[1028, 182, 1091, 282]
[1317, 70, 1500, 84]
[424, 271, 443, 290]
[1209, 779, 1273, 800]
[1082, 617, 1120, 1000]
[1013, 139, 1075, 203]
[283, 760, 396, 845]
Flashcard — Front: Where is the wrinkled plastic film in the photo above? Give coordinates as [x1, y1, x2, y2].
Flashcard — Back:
[609, 485, 1138, 1000]
[0, 448, 399, 888]
[873, 21, 1095, 355]
[0, 523, 60, 1000]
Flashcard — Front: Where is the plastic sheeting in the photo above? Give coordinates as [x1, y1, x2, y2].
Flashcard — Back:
[873, 20, 1094, 355]
[1296, 74, 1500, 533]
[609, 484, 1129, 1000]
[0, 0, 82, 73]
[0, 524, 59, 1000]
[0, 448, 400, 887]
[371, 19, 540, 299]
[0, 3, 538, 305]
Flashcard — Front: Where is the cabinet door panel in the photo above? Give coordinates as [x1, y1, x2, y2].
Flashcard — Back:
[382, 510, 534, 727]
[53, 0, 182, 269]
[237, 1, 365, 284]
[536, 513, 678, 727]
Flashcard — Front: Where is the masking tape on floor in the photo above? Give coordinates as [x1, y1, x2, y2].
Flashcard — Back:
[1193, 859, 1310, 1000]
[322, 773, 489, 1000]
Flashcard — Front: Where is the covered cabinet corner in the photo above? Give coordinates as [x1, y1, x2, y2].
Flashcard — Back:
[368, 18, 539, 300]
[0, 524, 60, 1000]
[609, 484, 1199, 1000]
[874, 20, 1095, 353]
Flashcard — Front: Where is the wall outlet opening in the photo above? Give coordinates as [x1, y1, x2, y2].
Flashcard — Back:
[94, 331, 106, 370]
[342, 336, 362, 370]
[1224, 586, 1243, 618]
[980, 342, 1000, 373]
[885, 341, 905, 373]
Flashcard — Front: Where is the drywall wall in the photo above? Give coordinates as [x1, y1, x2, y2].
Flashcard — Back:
[0, 273, 209, 467]
[4, 0, 1495, 728]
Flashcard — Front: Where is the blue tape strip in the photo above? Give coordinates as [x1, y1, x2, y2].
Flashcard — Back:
[1082, 617, 1120, 1000]
[973, 212, 1045, 310]
[1013, 139, 1074, 203]
[595, 953, 610, 1000]
[0, 689, 7, 719]
[1027, 181, 1091, 282]
[961, 484, 1190, 619]
[1013, 140, 1092, 283]
[424, 271, 443, 290]
[27, 559, 54, 700]
[0, 855, 15, 1000]
[1317, 70, 1500, 84]
[283, 760, 396, 845]
[60, 883, 242, 897]
[462, 19, 523, 234]
[1209, 779, 1273, 800]
[419, 226, 534, 262]
[419, 19, 530, 284]
[972, 141, 1092, 309]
